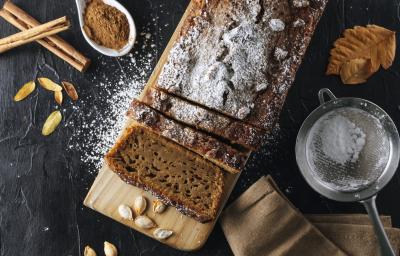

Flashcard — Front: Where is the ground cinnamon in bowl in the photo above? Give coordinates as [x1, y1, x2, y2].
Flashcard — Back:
[83, 0, 129, 50]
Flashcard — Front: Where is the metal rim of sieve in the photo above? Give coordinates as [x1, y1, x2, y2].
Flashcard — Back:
[295, 88, 400, 202]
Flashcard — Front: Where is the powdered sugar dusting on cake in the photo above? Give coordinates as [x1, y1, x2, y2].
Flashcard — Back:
[269, 19, 285, 31]
[158, 0, 328, 129]
[274, 47, 288, 61]
[293, 0, 310, 8]
[158, 0, 283, 120]
[293, 18, 306, 27]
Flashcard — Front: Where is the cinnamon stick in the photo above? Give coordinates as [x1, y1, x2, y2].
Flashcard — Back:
[0, 16, 69, 54]
[0, 1, 91, 72]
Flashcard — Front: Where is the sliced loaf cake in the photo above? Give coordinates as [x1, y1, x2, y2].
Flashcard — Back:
[105, 124, 225, 222]
[141, 87, 265, 150]
[127, 99, 249, 173]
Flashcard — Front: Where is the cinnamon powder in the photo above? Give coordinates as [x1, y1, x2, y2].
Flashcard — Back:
[83, 0, 129, 50]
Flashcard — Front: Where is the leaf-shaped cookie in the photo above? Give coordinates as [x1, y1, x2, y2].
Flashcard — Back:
[327, 25, 396, 75]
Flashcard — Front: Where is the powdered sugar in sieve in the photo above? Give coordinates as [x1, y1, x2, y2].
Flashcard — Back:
[306, 107, 390, 192]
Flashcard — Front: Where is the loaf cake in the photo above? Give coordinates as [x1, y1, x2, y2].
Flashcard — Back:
[156, 0, 328, 130]
[127, 99, 249, 173]
[105, 124, 225, 222]
[141, 87, 265, 150]
[105, 0, 328, 223]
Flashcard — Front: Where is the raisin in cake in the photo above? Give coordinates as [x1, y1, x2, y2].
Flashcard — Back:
[127, 99, 249, 173]
[105, 125, 225, 222]
[156, 0, 328, 130]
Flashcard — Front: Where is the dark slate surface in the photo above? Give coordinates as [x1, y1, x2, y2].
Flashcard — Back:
[1, 0, 400, 255]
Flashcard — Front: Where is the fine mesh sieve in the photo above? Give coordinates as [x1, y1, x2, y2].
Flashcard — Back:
[296, 89, 400, 256]
[306, 107, 390, 192]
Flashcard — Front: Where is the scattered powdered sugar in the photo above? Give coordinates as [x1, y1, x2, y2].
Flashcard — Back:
[292, 0, 310, 8]
[66, 24, 159, 173]
[320, 114, 366, 165]
[274, 47, 288, 61]
[293, 18, 305, 28]
[255, 83, 268, 92]
[158, 0, 283, 120]
[269, 18, 285, 31]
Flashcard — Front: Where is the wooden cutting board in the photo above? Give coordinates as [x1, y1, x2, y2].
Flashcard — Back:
[84, 0, 245, 251]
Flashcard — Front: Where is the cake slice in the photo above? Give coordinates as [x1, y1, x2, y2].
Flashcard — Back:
[141, 87, 265, 150]
[127, 99, 249, 173]
[105, 124, 225, 222]
[156, 0, 328, 130]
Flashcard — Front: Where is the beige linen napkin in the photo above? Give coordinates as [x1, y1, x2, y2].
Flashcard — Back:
[312, 223, 400, 256]
[220, 176, 347, 256]
[220, 176, 400, 256]
[306, 214, 400, 255]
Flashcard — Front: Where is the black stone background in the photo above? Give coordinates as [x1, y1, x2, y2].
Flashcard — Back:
[1, 0, 400, 255]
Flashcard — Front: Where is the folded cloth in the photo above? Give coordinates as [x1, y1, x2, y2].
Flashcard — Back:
[269, 177, 400, 255]
[220, 176, 347, 256]
[315, 223, 400, 256]
[220, 176, 400, 256]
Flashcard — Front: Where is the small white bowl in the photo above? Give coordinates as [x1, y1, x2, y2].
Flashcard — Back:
[75, 0, 136, 57]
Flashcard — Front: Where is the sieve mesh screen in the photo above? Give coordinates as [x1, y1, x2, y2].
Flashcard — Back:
[306, 107, 390, 192]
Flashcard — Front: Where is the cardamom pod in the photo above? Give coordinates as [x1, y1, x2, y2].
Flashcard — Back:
[14, 81, 36, 101]
[54, 90, 63, 105]
[61, 81, 78, 101]
[42, 110, 62, 136]
[38, 77, 62, 92]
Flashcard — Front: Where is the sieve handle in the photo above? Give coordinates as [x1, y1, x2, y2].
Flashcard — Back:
[318, 88, 337, 105]
[362, 196, 396, 256]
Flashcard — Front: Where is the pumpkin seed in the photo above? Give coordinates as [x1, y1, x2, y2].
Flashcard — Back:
[61, 81, 78, 101]
[134, 196, 147, 215]
[104, 241, 118, 256]
[42, 110, 62, 136]
[38, 77, 62, 92]
[118, 204, 133, 220]
[54, 91, 63, 105]
[14, 81, 35, 101]
[134, 215, 156, 229]
[153, 200, 167, 214]
[84, 245, 97, 256]
[153, 228, 173, 240]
